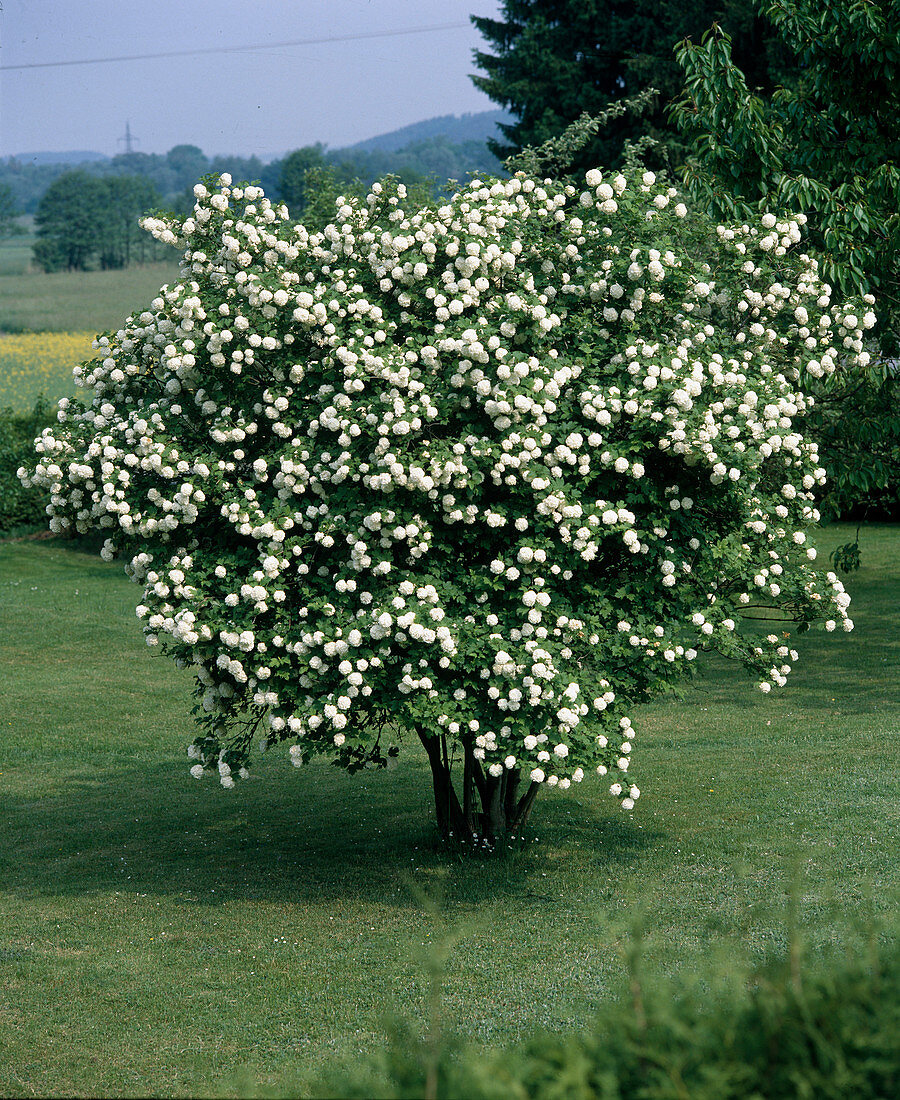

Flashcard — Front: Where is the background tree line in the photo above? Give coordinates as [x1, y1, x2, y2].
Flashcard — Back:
[5, 123, 506, 274]
[0, 144, 279, 216]
[1, 127, 506, 220]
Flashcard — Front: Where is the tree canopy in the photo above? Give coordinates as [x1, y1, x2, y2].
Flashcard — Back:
[32, 171, 165, 271]
[277, 145, 328, 215]
[0, 182, 22, 238]
[672, 1, 900, 356]
[672, 1, 900, 519]
[33, 171, 105, 272]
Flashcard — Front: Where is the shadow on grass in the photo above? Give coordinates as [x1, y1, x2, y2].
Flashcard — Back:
[0, 757, 655, 910]
[664, 578, 900, 717]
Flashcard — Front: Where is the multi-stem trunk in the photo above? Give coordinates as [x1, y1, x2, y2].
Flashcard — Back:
[417, 728, 540, 847]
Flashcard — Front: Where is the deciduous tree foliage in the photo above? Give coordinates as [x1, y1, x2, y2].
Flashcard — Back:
[0, 182, 22, 239]
[97, 176, 163, 269]
[672, 1, 900, 354]
[33, 171, 162, 272]
[22, 168, 863, 843]
[165, 145, 211, 193]
[672, 1, 900, 518]
[33, 170, 106, 272]
[470, 0, 794, 175]
[277, 145, 328, 215]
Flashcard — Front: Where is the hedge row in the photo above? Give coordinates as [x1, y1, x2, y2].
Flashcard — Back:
[0, 397, 55, 535]
[319, 937, 899, 1099]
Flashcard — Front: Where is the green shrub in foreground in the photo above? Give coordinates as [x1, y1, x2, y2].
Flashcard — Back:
[318, 937, 899, 1099]
[0, 397, 54, 534]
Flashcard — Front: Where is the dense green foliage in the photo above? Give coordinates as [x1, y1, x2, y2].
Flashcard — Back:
[33, 171, 165, 272]
[673, 2, 900, 355]
[322, 935, 900, 1099]
[471, 0, 796, 176]
[33, 171, 101, 271]
[277, 145, 328, 214]
[672, 2, 900, 519]
[809, 371, 900, 521]
[0, 398, 54, 533]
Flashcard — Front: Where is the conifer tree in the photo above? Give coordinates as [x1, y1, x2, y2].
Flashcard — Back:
[471, 0, 793, 175]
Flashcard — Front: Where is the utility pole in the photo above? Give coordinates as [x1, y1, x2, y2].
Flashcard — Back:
[118, 122, 139, 154]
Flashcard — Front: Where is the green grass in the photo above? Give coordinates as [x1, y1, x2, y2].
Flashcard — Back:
[0, 524, 898, 1097]
[0, 235, 35, 278]
[0, 255, 180, 334]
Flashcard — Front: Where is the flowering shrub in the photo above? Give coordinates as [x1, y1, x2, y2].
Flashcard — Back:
[20, 168, 869, 843]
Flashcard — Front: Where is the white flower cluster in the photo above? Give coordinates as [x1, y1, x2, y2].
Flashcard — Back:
[20, 167, 867, 803]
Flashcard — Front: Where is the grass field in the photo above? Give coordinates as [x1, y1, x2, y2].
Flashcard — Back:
[0, 261, 181, 336]
[0, 235, 180, 412]
[0, 235, 35, 278]
[1, 523, 898, 1097]
[0, 233, 180, 337]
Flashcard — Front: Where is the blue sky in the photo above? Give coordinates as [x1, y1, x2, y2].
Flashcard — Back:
[0, 0, 504, 159]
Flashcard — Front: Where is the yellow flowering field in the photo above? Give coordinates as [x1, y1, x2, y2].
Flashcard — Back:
[0, 332, 100, 414]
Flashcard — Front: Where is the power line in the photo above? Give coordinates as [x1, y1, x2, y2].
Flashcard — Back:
[0, 22, 471, 72]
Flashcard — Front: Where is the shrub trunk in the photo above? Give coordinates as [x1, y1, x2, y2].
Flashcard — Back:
[417, 729, 540, 848]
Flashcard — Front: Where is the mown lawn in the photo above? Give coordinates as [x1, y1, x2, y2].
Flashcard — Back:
[0, 524, 897, 1097]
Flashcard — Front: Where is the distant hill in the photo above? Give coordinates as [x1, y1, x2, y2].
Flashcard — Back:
[342, 110, 513, 155]
[7, 112, 516, 169]
[11, 150, 109, 166]
[2, 111, 516, 214]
